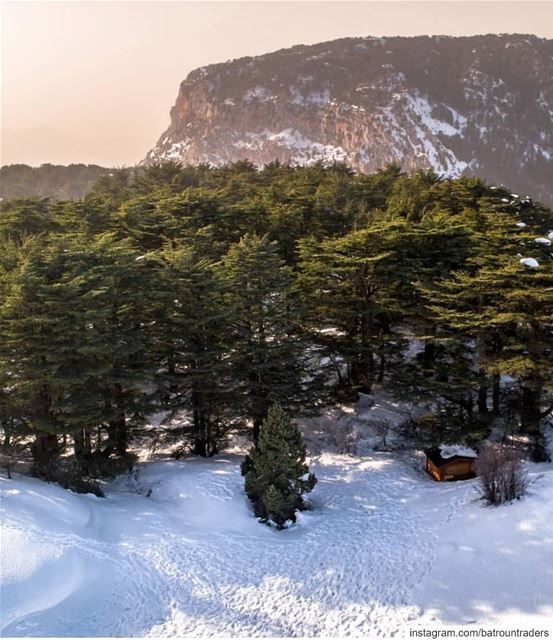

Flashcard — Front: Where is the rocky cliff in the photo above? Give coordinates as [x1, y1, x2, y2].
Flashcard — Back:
[145, 34, 553, 205]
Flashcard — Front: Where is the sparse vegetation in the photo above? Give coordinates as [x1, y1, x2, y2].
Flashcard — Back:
[475, 443, 529, 505]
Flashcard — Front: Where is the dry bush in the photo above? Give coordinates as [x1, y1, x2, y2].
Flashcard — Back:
[53, 463, 105, 497]
[475, 443, 528, 506]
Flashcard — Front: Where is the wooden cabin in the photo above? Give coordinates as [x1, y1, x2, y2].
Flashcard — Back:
[425, 447, 477, 482]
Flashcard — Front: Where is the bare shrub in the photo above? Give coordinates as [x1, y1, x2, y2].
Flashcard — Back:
[475, 443, 528, 506]
[328, 416, 357, 455]
[43, 458, 105, 497]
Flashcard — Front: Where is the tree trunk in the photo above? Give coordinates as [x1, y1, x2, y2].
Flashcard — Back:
[167, 351, 180, 394]
[422, 340, 436, 377]
[377, 352, 385, 384]
[73, 428, 92, 458]
[520, 386, 541, 435]
[108, 415, 127, 457]
[466, 393, 474, 420]
[2, 427, 10, 449]
[114, 386, 127, 456]
[107, 386, 127, 457]
[206, 420, 218, 457]
[84, 428, 92, 455]
[31, 433, 59, 477]
[492, 373, 501, 414]
[191, 386, 219, 457]
[252, 417, 263, 446]
[350, 351, 374, 392]
[329, 355, 344, 386]
[365, 351, 375, 392]
[73, 429, 93, 474]
[192, 388, 208, 457]
[250, 384, 268, 446]
[2, 422, 13, 479]
[477, 369, 488, 413]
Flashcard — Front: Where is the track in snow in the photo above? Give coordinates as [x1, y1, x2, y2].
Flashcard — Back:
[1, 452, 477, 637]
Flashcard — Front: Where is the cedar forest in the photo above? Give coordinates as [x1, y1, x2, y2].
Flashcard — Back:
[1, 161, 552, 492]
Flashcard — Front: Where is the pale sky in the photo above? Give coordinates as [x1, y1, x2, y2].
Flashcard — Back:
[2, 0, 552, 167]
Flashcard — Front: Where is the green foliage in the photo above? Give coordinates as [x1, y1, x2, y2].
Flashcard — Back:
[241, 405, 316, 528]
[418, 204, 553, 433]
[218, 234, 308, 440]
[153, 245, 228, 456]
[1, 162, 552, 484]
[0, 233, 156, 474]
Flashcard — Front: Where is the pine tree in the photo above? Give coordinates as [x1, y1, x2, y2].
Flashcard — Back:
[297, 225, 397, 391]
[113, 193, 183, 251]
[241, 404, 316, 528]
[0, 233, 155, 475]
[218, 234, 305, 442]
[420, 199, 553, 444]
[152, 245, 228, 456]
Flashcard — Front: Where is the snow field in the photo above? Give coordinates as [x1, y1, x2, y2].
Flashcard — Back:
[1, 446, 552, 636]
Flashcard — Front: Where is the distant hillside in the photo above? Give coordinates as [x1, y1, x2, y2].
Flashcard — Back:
[145, 33, 553, 206]
[0, 164, 112, 201]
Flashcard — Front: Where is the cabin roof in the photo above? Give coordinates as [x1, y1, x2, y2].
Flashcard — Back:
[425, 447, 477, 468]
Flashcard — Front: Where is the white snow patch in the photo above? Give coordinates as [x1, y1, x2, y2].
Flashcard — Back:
[156, 139, 191, 161]
[439, 444, 478, 459]
[520, 258, 539, 268]
[405, 94, 467, 137]
[233, 128, 348, 165]
[2, 440, 552, 636]
[289, 87, 330, 107]
[243, 86, 272, 103]
[375, 91, 469, 177]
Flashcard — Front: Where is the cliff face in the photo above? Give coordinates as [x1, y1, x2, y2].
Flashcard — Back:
[145, 34, 553, 205]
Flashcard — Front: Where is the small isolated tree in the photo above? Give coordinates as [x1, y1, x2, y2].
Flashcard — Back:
[241, 404, 316, 528]
[475, 443, 528, 506]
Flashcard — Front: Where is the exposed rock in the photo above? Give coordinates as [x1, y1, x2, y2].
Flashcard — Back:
[145, 34, 553, 206]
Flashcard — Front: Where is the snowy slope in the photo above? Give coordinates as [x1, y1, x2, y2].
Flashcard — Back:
[1, 449, 552, 636]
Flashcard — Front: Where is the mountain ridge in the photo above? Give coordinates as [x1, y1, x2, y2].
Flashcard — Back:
[144, 33, 553, 205]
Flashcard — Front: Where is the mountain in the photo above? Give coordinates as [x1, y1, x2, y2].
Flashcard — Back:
[144, 34, 553, 205]
[0, 164, 112, 201]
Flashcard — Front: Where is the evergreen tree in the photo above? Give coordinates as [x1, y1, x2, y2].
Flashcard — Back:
[0, 198, 60, 244]
[420, 201, 553, 443]
[0, 233, 155, 475]
[2, 165, 552, 478]
[298, 225, 397, 391]
[153, 245, 228, 456]
[218, 234, 306, 442]
[241, 404, 316, 528]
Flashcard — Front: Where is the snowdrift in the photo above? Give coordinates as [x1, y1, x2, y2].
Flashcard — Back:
[1, 448, 552, 636]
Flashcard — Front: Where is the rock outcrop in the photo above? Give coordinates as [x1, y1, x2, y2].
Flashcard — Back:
[145, 34, 553, 205]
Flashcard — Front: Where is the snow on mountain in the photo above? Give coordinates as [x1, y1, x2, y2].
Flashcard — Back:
[144, 34, 553, 206]
[2, 444, 552, 636]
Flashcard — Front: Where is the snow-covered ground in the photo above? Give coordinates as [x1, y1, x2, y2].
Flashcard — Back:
[2, 439, 552, 637]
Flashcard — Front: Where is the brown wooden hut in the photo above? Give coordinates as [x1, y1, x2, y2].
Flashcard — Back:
[425, 447, 477, 482]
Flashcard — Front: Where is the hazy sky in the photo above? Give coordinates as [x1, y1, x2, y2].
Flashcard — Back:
[2, 0, 552, 167]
